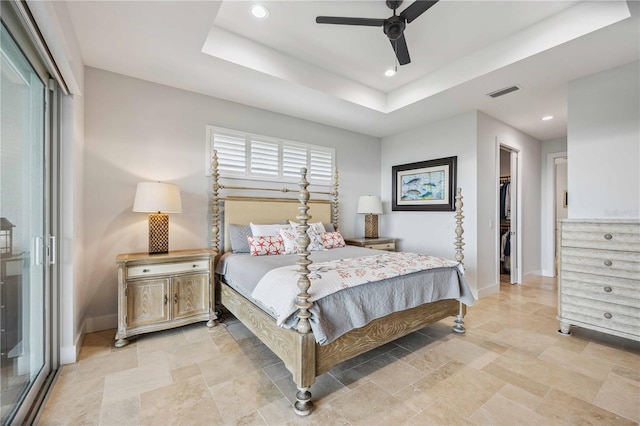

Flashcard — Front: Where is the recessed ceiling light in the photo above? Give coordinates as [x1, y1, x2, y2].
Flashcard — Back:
[542, 115, 554, 121]
[384, 68, 396, 77]
[251, 4, 269, 19]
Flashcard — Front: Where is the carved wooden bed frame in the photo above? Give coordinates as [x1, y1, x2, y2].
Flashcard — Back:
[210, 151, 467, 416]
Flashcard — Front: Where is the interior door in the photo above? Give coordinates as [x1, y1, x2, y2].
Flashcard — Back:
[0, 19, 51, 424]
[509, 151, 519, 284]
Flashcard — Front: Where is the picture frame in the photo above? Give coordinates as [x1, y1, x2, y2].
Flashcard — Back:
[392, 156, 457, 211]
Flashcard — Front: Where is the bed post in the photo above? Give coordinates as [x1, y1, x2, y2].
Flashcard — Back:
[211, 150, 220, 254]
[293, 167, 315, 416]
[453, 187, 466, 334]
[332, 167, 339, 231]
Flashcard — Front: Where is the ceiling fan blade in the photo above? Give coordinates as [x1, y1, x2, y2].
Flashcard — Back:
[316, 16, 386, 27]
[391, 34, 411, 65]
[399, 0, 438, 24]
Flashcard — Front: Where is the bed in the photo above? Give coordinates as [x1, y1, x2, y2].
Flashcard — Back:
[210, 152, 473, 416]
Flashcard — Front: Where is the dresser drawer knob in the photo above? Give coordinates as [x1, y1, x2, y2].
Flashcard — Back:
[603, 260, 612, 267]
[604, 312, 612, 319]
[603, 233, 613, 240]
[604, 286, 612, 293]
[142, 268, 150, 273]
[193, 264, 197, 268]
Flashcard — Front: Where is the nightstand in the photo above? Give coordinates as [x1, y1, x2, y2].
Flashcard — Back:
[115, 249, 217, 348]
[344, 237, 397, 252]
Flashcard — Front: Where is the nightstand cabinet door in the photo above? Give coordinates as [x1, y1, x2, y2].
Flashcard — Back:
[173, 273, 209, 320]
[127, 278, 170, 328]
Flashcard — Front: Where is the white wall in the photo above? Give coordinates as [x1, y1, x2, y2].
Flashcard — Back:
[568, 60, 640, 219]
[540, 138, 567, 277]
[83, 67, 380, 327]
[381, 112, 479, 296]
[477, 112, 541, 295]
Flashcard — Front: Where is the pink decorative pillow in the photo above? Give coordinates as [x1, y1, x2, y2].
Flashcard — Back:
[322, 231, 346, 249]
[247, 235, 284, 256]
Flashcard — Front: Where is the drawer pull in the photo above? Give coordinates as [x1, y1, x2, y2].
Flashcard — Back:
[603, 233, 613, 240]
[164, 294, 168, 305]
[604, 312, 612, 319]
[142, 268, 150, 273]
[174, 293, 178, 304]
[603, 260, 612, 267]
[193, 264, 197, 268]
[603, 286, 612, 293]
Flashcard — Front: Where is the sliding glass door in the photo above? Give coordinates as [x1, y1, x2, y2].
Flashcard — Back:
[0, 18, 50, 425]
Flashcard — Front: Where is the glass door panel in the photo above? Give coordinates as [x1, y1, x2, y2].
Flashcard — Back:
[0, 21, 46, 424]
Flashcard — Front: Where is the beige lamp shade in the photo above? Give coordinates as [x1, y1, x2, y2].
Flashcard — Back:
[133, 182, 182, 254]
[357, 196, 383, 215]
[357, 195, 383, 238]
[133, 182, 182, 213]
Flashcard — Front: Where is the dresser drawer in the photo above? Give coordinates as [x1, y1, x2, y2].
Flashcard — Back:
[561, 270, 639, 292]
[561, 247, 640, 280]
[561, 279, 640, 308]
[561, 224, 640, 251]
[128, 260, 209, 278]
[367, 242, 396, 251]
[560, 298, 640, 337]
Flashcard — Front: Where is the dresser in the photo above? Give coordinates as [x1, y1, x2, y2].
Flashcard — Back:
[558, 219, 640, 342]
[115, 249, 217, 347]
[344, 237, 397, 251]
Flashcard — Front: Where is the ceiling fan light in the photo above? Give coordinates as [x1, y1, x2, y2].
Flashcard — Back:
[250, 4, 269, 19]
[385, 68, 396, 77]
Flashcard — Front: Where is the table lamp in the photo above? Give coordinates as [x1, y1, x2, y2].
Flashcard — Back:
[133, 182, 182, 254]
[357, 195, 383, 238]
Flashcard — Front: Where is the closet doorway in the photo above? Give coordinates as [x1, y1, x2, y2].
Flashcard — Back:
[497, 144, 521, 285]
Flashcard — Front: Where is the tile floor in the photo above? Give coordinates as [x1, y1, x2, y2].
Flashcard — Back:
[38, 276, 640, 425]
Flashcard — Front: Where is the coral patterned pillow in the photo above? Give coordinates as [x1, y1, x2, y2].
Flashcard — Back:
[322, 231, 346, 249]
[247, 235, 284, 256]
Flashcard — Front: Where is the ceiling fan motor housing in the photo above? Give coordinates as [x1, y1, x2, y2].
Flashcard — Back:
[384, 16, 406, 40]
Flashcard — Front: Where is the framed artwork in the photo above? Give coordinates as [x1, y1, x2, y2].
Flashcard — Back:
[392, 156, 457, 211]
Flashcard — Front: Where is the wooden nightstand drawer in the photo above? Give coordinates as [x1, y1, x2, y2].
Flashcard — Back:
[127, 260, 209, 278]
[367, 242, 395, 251]
[344, 237, 397, 252]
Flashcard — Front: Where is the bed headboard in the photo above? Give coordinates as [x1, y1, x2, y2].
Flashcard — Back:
[221, 197, 332, 252]
[211, 151, 339, 254]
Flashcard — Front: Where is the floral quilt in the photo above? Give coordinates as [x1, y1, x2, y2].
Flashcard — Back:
[251, 252, 462, 326]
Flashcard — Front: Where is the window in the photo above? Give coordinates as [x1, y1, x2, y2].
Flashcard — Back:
[207, 126, 335, 185]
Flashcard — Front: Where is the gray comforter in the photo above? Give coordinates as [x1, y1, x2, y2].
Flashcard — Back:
[216, 246, 475, 345]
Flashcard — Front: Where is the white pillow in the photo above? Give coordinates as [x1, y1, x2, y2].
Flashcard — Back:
[279, 226, 325, 253]
[250, 222, 290, 237]
[289, 220, 326, 234]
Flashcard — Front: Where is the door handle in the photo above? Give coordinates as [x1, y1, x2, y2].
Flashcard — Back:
[48, 235, 56, 265]
[33, 237, 43, 266]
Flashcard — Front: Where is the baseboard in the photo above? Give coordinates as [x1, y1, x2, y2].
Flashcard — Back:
[523, 270, 543, 281]
[540, 268, 556, 278]
[60, 321, 85, 365]
[477, 284, 499, 299]
[84, 313, 118, 333]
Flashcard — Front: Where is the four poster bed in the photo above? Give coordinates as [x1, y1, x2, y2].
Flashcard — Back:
[210, 152, 473, 416]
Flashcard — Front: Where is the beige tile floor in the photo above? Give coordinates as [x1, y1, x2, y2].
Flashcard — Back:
[38, 276, 640, 425]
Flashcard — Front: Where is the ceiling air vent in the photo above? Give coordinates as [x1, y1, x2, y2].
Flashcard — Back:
[487, 85, 521, 98]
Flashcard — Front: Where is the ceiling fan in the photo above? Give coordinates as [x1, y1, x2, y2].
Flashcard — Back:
[316, 0, 439, 66]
